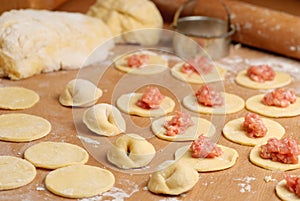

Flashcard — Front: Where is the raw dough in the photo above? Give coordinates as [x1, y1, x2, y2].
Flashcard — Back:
[45, 164, 115, 199]
[147, 161, 199, 195]
[151, 116, 216, 141]
[0, 156, 36, 190]
[246, 94, 300, 117]
[116, 93, 175, 117]
[59, 79, 102, 107]
[107, 133, 155, 169]
[235, 69, 291, 89]
[183, 93, 245, 115]
[175, 145, 239, 172]
[83, 103, 126, 136]
[0, 87, 39, 109]
[171, 62, 226, 84]
[114, 51, 168, 75]
[276, 179, 300, 201]
[223, 117, 285, 146]
[0, 113, 51, 142]
[24, 141, 89, 169]
[249, 144, 300, 171]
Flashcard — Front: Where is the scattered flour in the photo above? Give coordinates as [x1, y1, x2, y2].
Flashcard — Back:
[234, 176, 256, 193]
[77, 136, 100, 146]
[264, 175, 276, 183]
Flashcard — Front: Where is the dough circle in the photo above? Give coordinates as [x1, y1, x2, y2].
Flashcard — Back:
[0, 113, 51, 142]
[116, 93, 175, 117]
[45, 164, 115, 199]
[107, 133, 156, 169]
[223, 117, 285, 146]
[249, 144, 300, 171]
[83, 103, 126, 136]
[235, 69, 291, 89]
[0, 87, 39, 109]
[171, 62, 226, 84]
[151, 116, 216, 141]
[276, 179, 300, 201]
[183, 93, 245, 115]
[0, 156, 36, 190]
[24, 141, 89, 169]
[175, 145, 239, 172]
[246, 94, 300, 117]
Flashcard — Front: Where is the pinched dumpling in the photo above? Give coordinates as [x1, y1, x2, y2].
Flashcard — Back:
[83, 103, 126, 136]
[59, 79, 102, 107]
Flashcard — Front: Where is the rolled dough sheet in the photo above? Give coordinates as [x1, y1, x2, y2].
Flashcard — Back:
[276, 179, 300, 201]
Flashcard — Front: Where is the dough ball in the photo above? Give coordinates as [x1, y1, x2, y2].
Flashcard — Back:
[83, 103, 126, 136]
[59, 79, 103, 107]
[107, 133, 155, 169]
[87, 0, 163, 45]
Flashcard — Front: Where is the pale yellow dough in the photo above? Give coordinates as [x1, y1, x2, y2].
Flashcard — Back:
[183, 93, 245, 115]
[151, 116, 216, 141]
[116, 93, 175, 117]
[249, 144, 300, 171]
[0, 156, 36, 190]
[59, 79, 102, 107]
[171, 62, 226, 84]
[83, 103, 126, 136]
[45, 164, 115, 199]
[24, 141, 89, 169]
[223, 117, 285, 146]
[246, 94, 300, 117]
[107, 133, 155, 169]
[0, 87, 39, 109]
[235, 69, 291, 89]
[114, 52, 168, 75]
[276, 179, 300, 201]
[175, 145, 238, 172]
[147, 161, 199, 195]
[0, 113, 51, 142]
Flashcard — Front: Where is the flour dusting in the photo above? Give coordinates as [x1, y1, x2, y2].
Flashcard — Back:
[234, 176, 256, 193]
[78, 136, 100, 146]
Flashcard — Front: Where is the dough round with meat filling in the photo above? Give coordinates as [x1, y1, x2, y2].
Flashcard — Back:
[107, 133, 155, 169]
[83, 103, 126, 136]
[276, 179, 299, 201]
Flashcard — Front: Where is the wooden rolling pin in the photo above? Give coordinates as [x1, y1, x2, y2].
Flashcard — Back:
[152, 0, 300, 60]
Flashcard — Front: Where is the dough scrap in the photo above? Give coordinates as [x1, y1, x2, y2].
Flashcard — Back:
[223, 117, 285, 146]
[24, 141, 89, 169]
[0, 113, 51, 142]
[45, 164, 115, 199]
[59, 79, 102, 107]
[0, 156, 36, 190]
[151, 116, 216, 141]
[235, 69, 291, 89]
[183, 93, 245, 115]
[249, 144, 300, 171]
[83, 103, 126, 136]
[175, 145, 238, 172]
[246, 94, 300, 117]
[276, 179, 300, 201]
[107, 133, 156, 169]
[0, 87, 39, 109]
[147, 161, 199, 195]
[116, 93, 175, 117]
[171, 62, 226, 84]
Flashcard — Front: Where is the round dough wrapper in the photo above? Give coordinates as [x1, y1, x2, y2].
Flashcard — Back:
[246, 94, 300, 118]
[116, 93, 175, 117]
[151, 116, 216, 141]
[107, 133, 156, 169]
[223, 117, 285, 146]
[114, 52, 168, 75]
[249, 144, 300, 171]
[235, 69, 291, 89]
[0, 87, 39, 109]
[45, 164, 115, 199]
[0, 113, 51, 142]
[24, 141, 89, 169]
[83, 103, 126, 136]
[276, 179, 300, 201]
[183, 93, 245, 115]
[148, 161, 199, 195]
[171, 62, 226, 84]
[0, 156, 36, 190]
[175, 145, 238, 172]
[59, 79, 103, 107]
